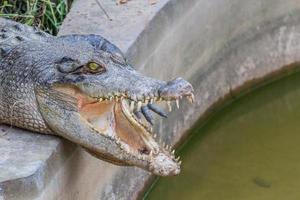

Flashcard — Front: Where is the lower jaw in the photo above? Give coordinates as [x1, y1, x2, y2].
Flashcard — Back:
[79, 98, 157, 160]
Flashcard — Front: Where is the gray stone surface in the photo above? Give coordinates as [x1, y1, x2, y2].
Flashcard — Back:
[0, 126, 75, 200]
[59, 0, 170, 52]
[2, 0, 300, 199]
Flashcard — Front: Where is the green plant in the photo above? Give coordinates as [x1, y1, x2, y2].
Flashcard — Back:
[0, 0, 71, 35]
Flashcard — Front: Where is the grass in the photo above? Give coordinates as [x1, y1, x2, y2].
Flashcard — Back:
[0, 0, 71, 35]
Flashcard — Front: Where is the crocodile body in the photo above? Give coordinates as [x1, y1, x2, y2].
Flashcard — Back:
[0, 18, 194, 176]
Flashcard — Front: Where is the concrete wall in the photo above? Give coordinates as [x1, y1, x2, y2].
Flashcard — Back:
[2, 0, 300, 199]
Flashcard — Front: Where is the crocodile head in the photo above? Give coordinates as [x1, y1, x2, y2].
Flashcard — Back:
[33, 39, 194, 176]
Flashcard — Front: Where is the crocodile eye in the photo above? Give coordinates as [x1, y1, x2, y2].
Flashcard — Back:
[85, 62, 106, 74]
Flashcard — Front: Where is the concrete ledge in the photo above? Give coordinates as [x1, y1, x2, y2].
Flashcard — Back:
[2, 0, 300, 199]
[0, 126, 74, 200]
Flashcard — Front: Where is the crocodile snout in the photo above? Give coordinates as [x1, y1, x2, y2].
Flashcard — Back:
[158, 77, 194, 100]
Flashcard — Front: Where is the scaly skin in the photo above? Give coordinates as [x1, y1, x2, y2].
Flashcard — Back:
[0, 18, 194, 176]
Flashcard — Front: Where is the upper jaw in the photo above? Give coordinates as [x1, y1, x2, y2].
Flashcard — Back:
[85, 76, 195, 116]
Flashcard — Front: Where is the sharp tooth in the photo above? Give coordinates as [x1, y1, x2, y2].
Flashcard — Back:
[191, 93, 195, 102]
[176, 156, 180, 161]
[150, 98, 154, 104]
[187, 93, 195, 103]
[187, 96, 193, 103]
[137, 101, 142, 110]
[99, 98, 103, 101]
[178, 161, 182, 165]
[130, 101, 135, 112]
[153, 134, 157, 138]
[149, 150, 153, 156]
[150, 127, 153, 132]
[176, 99, 179, 109]
[109, 96, 113, 101]
[167, 101, 172, 112]
[172, 150, 175, 154]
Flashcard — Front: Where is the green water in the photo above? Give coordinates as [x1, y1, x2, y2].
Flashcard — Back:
[145, 72, 300, 200]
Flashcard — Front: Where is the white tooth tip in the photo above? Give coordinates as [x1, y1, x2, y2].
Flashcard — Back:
[187, 93, 195, 103]
[167, 101, 172, 112]
[137, 101, 142, 110]
[130, 101, 135, 111]
[187, 96, 193, 103]
[176, 99, 179, 109]
[172, 150, 175, 154]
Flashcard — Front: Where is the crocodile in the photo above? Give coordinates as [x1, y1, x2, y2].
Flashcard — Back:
[0, 18, 194, 176]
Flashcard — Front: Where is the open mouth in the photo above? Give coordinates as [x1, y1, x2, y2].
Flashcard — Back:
[54, 85, 194, 175]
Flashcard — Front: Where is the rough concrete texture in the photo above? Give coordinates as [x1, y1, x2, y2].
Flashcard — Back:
[2, 0, 300, 199]
[0, 126, 71, 200]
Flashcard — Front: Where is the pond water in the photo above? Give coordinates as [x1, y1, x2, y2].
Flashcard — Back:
[145, 72, 300, 200]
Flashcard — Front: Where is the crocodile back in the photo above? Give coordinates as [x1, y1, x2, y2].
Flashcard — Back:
[0, 17, 53, 53]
